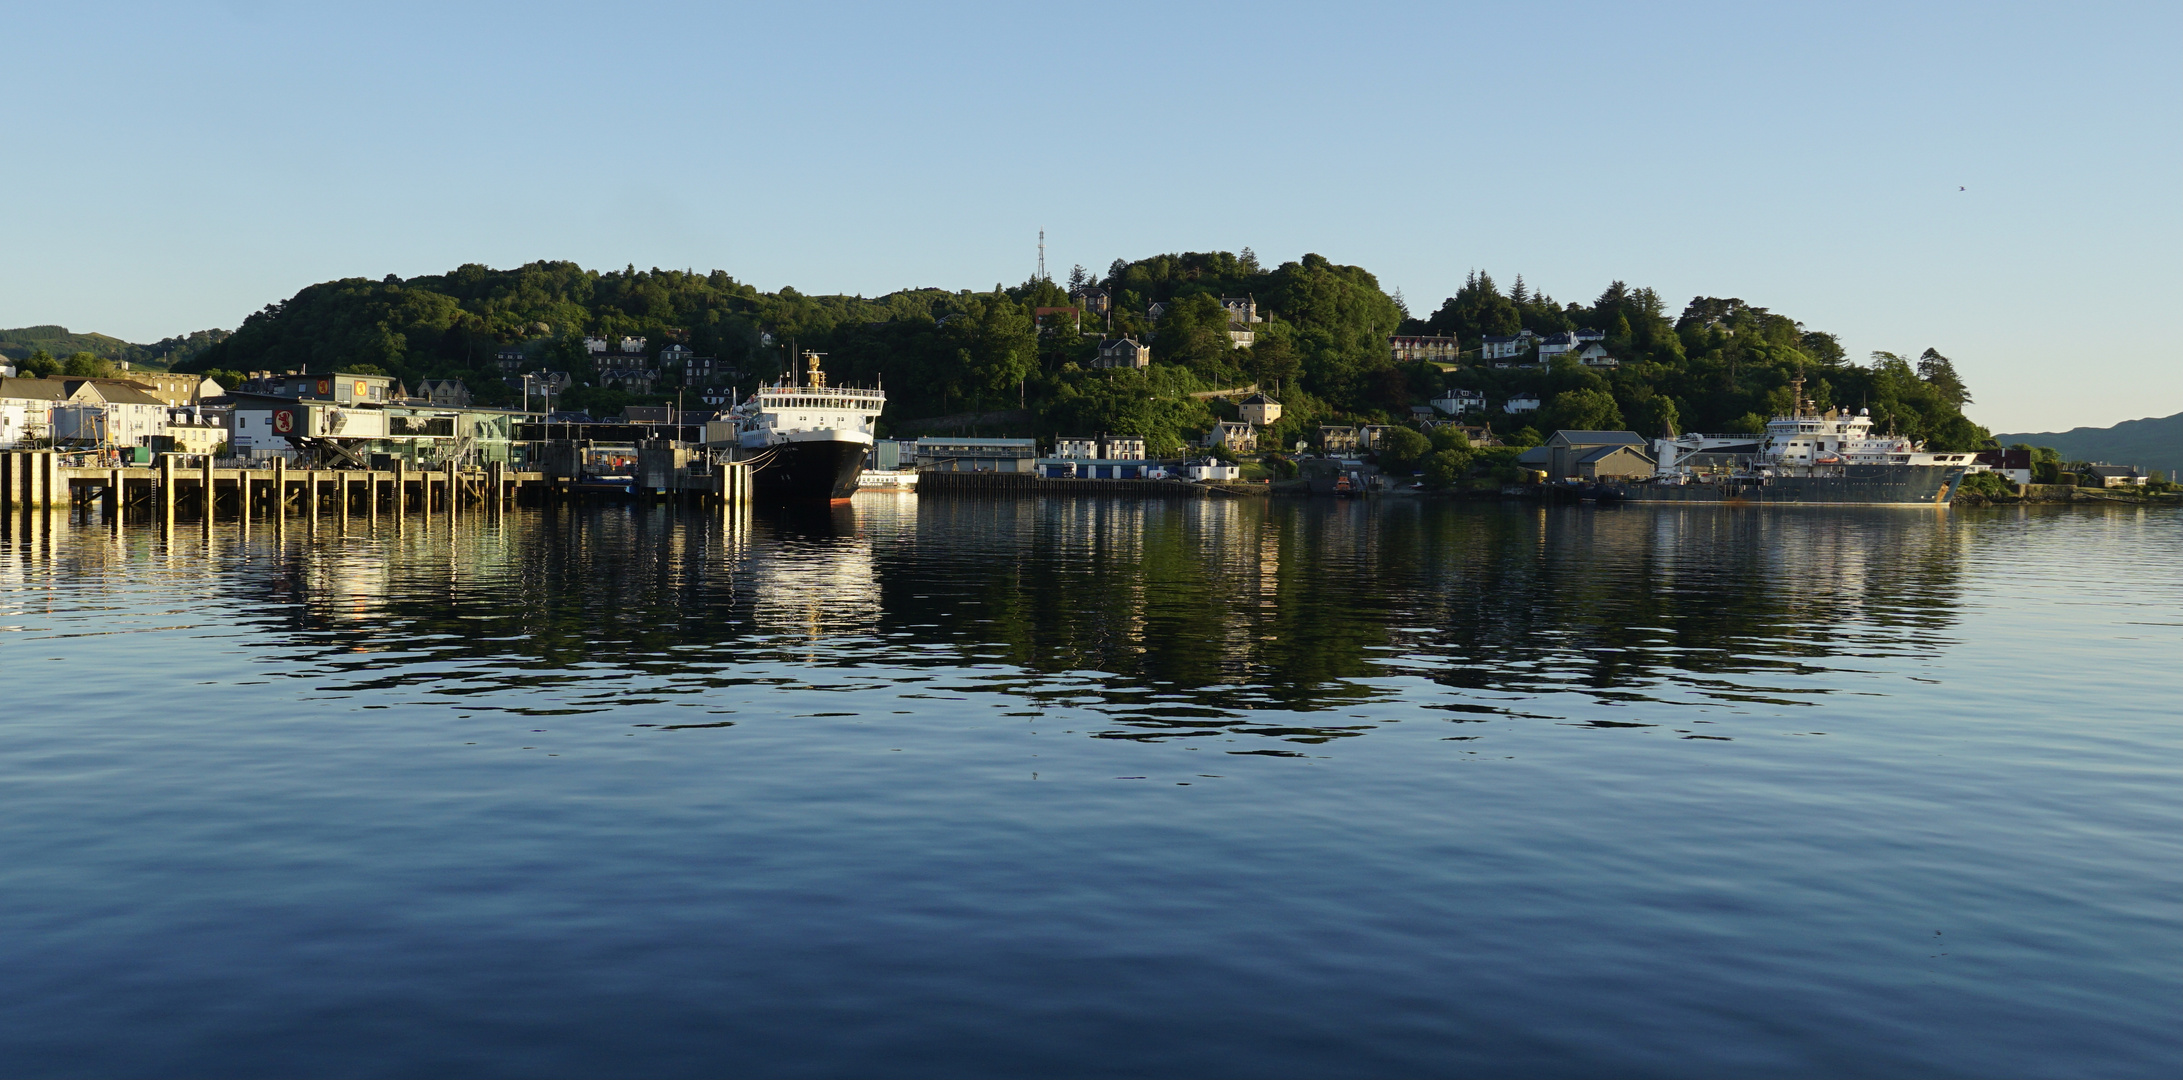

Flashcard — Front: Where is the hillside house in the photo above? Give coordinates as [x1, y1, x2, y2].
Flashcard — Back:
[1317, 425, 1361, 453]
[1202, 421, 1257, 453]
[1433, 388, 1486, 415]
[416, 379, 472, 408]
[1575, 343, 1619, 368]
[1537, 331, 1580, 363]
[1481, 329, 1536, 363]
[1389, 335, 1461, 365]
[1094, 337, 1151, 370]
[1504, 392, 1541, 415]
[1237, 392, 1282, 426]
[1222, 296, 1262, 349]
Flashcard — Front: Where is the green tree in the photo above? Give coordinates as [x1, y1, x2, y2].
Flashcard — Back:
[1375, 426, 1431, 472]
[1429, 426, 1472, 453]
[1916, 347, 1971, 407]
[1423, 447, 1473, 487]
[1245, 327, 1301, 392]
[19, 349, 59, 377]
[63, 352, 115, 377]
[1546, 388, 1623, 432]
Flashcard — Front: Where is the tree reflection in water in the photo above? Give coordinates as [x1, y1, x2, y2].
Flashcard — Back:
[184, 496, 1972, 746]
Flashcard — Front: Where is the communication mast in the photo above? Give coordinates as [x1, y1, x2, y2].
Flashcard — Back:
[1037, 230, 1047, 282]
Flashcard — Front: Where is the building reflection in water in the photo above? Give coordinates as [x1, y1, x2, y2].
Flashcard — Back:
[2, 496, 1985, 747]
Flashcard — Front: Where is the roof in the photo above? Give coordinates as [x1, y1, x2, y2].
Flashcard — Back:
[1550, 429, 1645, 446]
[1099, 337, 1145, 351]
[1516, 446, 1552, 464]
[1538, 331, 1578, 344]
[0, 376, 73, 401]
[1577, 445, 1654, 464]
[75, 380, 166, 406]
[0, 377, 170, 406]
[2086, 464, 2142, 477]
[1238, 392, 1279, 405]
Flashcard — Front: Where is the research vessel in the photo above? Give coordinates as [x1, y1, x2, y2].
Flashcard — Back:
[727, 352, 886, 501]
[1613, 376, 1975, 505]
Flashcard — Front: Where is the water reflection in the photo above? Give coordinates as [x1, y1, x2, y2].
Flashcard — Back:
[4, 497, 1991, 745]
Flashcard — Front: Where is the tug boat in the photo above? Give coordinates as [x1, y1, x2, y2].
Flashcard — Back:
[1615, 375, 1975, 505]
[726, 352, 887, 501]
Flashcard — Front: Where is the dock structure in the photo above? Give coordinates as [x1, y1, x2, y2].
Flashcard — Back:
[2, 445, 760, 523]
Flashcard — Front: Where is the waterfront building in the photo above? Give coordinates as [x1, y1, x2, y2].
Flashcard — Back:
[1317, 425, 1361, 453]
[1544, 430, 1649, 479]
[913, 437, 1039, 472]
[2085, 464, 2150, 487]
[1100, 435, 1147, 460]
[1186, 458, 1241, 482]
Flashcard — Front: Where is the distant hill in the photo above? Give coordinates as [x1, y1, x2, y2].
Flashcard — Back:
[0, 325, 145, 364]
[0, 325, 228, 371]
[1994, 412, 2182, 478]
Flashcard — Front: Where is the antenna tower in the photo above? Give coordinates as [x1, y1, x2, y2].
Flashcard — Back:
[1037, 230, 1047, 282]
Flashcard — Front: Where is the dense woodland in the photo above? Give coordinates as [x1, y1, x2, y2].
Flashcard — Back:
[138, 254, 1989, 457]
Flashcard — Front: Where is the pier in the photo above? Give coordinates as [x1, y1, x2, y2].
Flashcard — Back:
[1, 447, 761, 524]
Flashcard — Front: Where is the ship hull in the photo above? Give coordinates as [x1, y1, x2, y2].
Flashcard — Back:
[1612, 464, 1966, 506]
[749, 438, 867, 501]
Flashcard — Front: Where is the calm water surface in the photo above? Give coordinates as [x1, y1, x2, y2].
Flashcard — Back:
[1, 496, 2177, 1078]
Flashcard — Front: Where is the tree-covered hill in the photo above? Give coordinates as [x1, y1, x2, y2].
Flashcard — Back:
[2, 325, 228, 370]
[162, 255, 1990, 454]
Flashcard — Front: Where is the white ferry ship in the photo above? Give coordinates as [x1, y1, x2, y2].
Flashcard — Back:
[726, 352, 886, 501]
[1618, 376, 1976, 505]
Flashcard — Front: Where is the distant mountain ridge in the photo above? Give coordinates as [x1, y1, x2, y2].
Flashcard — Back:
[1994, 412, 2182, 478]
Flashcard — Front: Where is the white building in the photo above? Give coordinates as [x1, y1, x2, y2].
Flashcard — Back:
[1186, 458, 1241, 481]
[1537, 331, 1580, 363]
[1480, 329, 1535, 363]
[1432, 389, 1486, 415]
[1504, 392, 1541, 415]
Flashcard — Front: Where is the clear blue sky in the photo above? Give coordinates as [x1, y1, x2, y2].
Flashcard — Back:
[3, 0, 2176, 432]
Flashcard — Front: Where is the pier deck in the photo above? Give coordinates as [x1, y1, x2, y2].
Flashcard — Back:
[1, 450, 759, 522]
